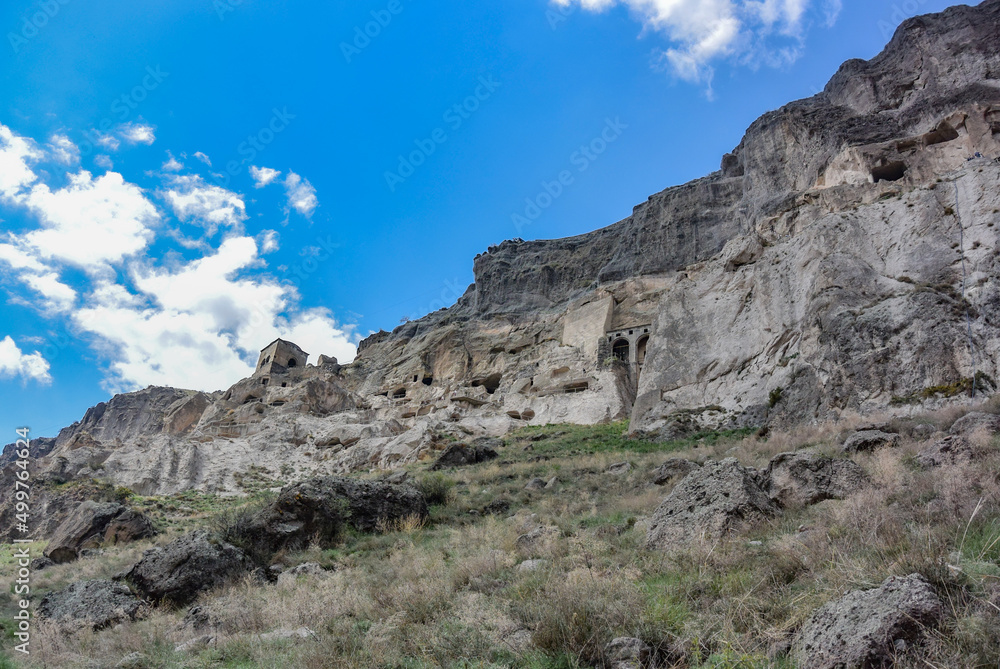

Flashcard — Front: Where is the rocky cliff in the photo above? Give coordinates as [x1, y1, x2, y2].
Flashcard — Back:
[5, 0, 1000, 502]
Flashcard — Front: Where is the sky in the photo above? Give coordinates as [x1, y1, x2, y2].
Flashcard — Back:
[0, 0, 966, 438]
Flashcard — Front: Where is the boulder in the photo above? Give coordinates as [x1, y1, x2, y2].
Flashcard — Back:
[842, 430, 900, 454]
[248, 477, 428, 556]
[949, 412, 1000, 436]
[606, 461, 633, 476]
[646, 459, 780, 551]
[915, 435, 977, 467]
[524, 477, 547, 491]
[277, 562, 327, 585]
[431, 440, 499, 470]
[120, 530, 252, 606]
[792, 574, 941, 669]
[651, 458, 700, 485]
[763, 452, 868, 507]
[37, 579, 143, 630]
[605, 636, 652, 669]
[44, 501, 156, 564]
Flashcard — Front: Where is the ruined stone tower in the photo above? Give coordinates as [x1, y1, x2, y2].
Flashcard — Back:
[255, 339, 309, 385]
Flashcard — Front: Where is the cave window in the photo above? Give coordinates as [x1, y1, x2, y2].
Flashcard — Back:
[422, 377, 433, 386]
[923, 123, 959, 146]
[287, 358, 297, 368]
[413, 375, 419, 383]
[472, 373, 503, 394]
[261, 378, 269, 386]
[565, 381, 589, 393]
[636, 335, 649, 365]
[392, 388, 407, 400]
[612, 339, 630, 362]
[281, 382, 287, 388]
[871, 161, 907, 183]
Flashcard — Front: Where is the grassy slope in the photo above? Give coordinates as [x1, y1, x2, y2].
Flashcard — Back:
[2, 408, 999, 668]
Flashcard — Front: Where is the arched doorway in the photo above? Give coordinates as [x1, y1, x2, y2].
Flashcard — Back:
[612, 338, 630, 362]
[636, 335, 649, 366]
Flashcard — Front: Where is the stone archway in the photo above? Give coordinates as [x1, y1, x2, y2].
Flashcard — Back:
[612, 338, 630, 362]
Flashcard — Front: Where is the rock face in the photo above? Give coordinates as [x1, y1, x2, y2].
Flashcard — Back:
[949, 411, 1000, 436]
[792, 574, 942, 669]
[248, 477, 428, 557]
[37, 580, 143, 630]
[916, 435, 976, 467]
[120, 530, 252, 606]
[44, 501, 156, 564]
[646, 459, 781, 550]
[843, 430, 901, 454]
[763, 452, 868, 507]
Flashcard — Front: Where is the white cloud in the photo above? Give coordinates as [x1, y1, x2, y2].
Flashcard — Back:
[23, 272, 77, 312]
[0, 124, 41, 200]
[258, 229, 280, 254]
[283, 171, 318, 218]
[250, 165, 281, 188]
[162, 153, 183, 171]
[0, 336, 51, 384]
[75, 235, 356, 391]
[22, 171, 160, 273]
[160, 174, 247, 234]
[48, 134, 79, 165]
[555, 0, 837, 88]
[193, 151, 212, 166]
[94, 154, 114, 170]
[94, 133, 121, 152]
[119, 122, 156, 146]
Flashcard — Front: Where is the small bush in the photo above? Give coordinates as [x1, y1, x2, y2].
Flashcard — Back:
[768, 387, 783, 408]
[417, 473, 455, 506]
[113, 486, 135, 502]
[209, 493, 279, 566]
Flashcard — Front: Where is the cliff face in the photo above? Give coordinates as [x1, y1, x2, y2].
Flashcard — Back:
[5, 1, 1000, 501]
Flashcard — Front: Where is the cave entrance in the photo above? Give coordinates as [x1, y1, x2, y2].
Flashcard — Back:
[612, 339, 630, 363]
[636, 335, 649, 366]
[871, 161, 907, 183]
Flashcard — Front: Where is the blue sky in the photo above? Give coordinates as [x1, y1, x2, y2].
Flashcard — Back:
[0, 0, 962, 438]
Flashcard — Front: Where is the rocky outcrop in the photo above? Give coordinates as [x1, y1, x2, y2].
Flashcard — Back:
[44, 501, 156, 564]
[791, 574, 942, 668]
[916, 435, 977, 467]
[949, 411, 1000, 436]
[604, 637, 652, 669]
[763, 452, 868, 507]
[431, 439, 500, 470]
[120, 531, 252, 606]
[38, 580, 144, 630]
[843, 430, 901, 454]
[651, 458, 700, 485]
[646, 459, 780, 551]
[246, 477, 428, 558]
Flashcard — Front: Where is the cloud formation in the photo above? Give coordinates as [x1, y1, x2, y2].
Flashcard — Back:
[0, 336, 51, 384]
[554, 0, 839, 89]
[283, 171, 318, 218]
[250, 165, 281, 188]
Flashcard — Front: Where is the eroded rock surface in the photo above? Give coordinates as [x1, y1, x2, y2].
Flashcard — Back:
[646, 459, 780, 551]
[792, 574, 942, 669]
[45, 501, 156, 564]
[38, 580, 143, 630]
[764, 452, 868, 507]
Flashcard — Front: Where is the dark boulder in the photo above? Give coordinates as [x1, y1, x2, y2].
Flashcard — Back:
[842, 430, 900, 454]
[763, 452, 868, 507]
[44, 501, 156, 564]
[431, 439, 500, 470]
[651, 458, 700, 485]
[119, 530, 252, 606]
[38, 580, 143, 630]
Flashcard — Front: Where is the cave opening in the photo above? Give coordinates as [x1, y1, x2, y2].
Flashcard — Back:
[872, 161, 907, 183]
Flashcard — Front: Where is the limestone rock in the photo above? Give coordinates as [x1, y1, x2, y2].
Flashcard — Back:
[120, 530, 252, 606]
[605, 636, 652, 669]
[651, 458, 700, 485]
[763, 452, 868, 507]
[791, 574, 942, 669]
[915, 435, 977, 467]
[646, 459, 780, 551]
[37, 580, 143, 630]
[524, 478, 547, 491]
[949, 412, 1000, 436]
[606, 461, 633, 476]
[842, 430, 900, 454]
[44, 501, 155, 564]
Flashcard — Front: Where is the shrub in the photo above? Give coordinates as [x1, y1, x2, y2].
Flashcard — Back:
[417, 472, 456, 506]
[768, 387, 783, 408]
[209, 493, 279, 566]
